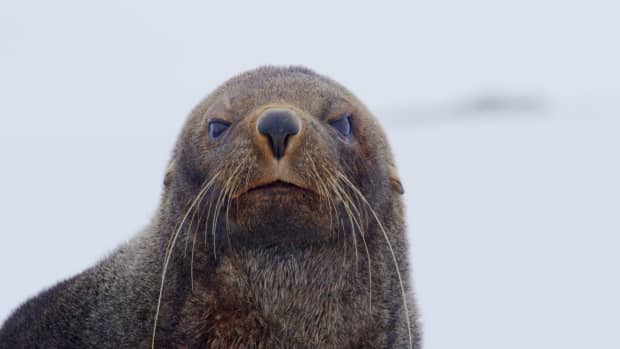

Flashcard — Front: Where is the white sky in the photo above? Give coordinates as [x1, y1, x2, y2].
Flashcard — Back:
[1, 1, 619, 348]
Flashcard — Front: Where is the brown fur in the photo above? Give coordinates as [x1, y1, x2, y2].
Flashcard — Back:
[0, 66, 421, 348]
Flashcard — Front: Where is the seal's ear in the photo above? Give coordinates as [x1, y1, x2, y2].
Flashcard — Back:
[164, 159, 176, 187]
[388, 164, 404, 195]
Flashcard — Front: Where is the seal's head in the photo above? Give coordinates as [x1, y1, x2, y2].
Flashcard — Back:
[154, 67, 418, 348]
[164, 66, 404, 248]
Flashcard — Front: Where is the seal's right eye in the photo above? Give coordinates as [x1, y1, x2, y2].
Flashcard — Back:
[208, 120, 231, 140]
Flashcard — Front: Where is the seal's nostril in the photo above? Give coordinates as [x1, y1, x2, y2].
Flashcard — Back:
[257, 110, 300, 159]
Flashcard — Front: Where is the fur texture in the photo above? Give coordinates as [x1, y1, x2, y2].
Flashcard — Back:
[0, 66, 421, 348]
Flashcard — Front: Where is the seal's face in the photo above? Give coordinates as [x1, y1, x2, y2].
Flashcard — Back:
[167, 67, 402, 247]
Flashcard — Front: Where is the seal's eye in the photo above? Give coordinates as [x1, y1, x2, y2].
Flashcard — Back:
[208, 119, 231, 140]
[329, 114, 352, 138]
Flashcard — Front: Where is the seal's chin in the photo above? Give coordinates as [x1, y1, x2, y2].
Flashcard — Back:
[231, 182, 331, 245]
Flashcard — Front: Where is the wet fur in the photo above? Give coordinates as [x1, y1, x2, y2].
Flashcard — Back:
[0, 66, 421, 348]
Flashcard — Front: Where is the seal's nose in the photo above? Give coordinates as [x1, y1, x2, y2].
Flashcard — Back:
[257, 109, 300, 159]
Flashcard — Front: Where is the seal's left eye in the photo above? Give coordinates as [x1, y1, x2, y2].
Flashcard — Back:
[208, 120, 231, 140]
[329, 114, 352, 138]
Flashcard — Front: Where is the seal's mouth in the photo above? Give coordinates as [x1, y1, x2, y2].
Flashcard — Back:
[248, 180, 300, 192]
[237, 180, 312, 198]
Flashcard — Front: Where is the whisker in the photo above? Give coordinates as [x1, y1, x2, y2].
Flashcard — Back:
[224, 159, 247, 251]
[203, 183, 217, 248]
[335, 171, 414, 349]
[151, 171, 220, 348]
[184, 186, 209, 258]
[307, 156, 335, 236]
[188, 174, 225, 291]
[325, 174, 360, 273]
[313, 162, 347, 267]
[190, 184, 216, 291]
[330, 176, 373, 311]
[211, 161, 244, 259]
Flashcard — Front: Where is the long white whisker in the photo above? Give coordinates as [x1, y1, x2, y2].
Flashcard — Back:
[336, 171, 413, 349]
[331, 178, 373, 311]
[151, 172, 220, 348]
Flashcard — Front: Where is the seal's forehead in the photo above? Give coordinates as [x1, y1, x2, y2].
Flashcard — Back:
[207, 66, 356, 119]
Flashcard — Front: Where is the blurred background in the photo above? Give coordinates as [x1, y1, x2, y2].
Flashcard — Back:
[1, 1, 618, 348]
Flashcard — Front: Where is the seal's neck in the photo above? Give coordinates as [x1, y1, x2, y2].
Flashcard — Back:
[182, 245, 377, 347]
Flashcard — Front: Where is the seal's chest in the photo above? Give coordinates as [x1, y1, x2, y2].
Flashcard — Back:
[177, 285, 271, 348]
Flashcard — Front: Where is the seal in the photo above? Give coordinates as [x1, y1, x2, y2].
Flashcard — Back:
[0, 66, 421, 348]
